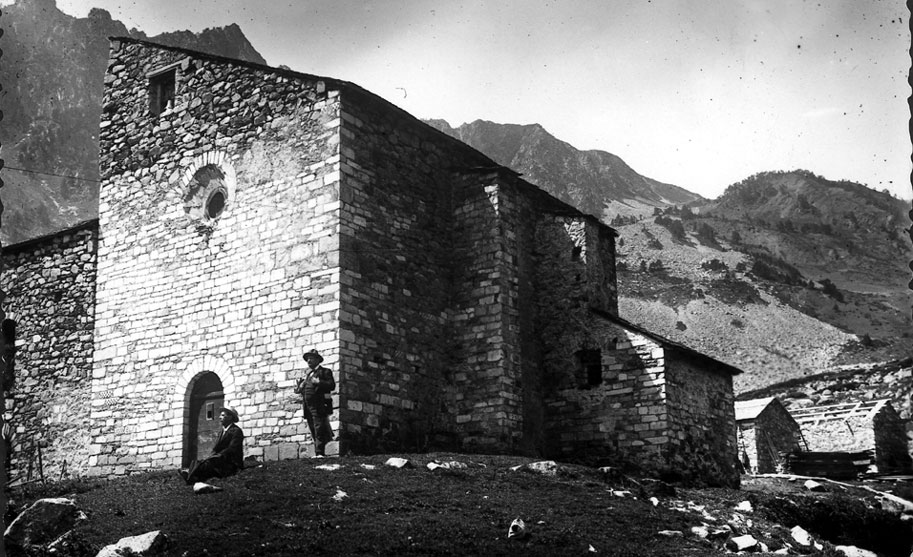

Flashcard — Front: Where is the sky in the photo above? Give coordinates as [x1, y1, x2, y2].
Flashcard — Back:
[40, 0, 913, 200]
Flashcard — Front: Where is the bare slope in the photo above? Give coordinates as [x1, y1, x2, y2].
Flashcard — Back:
[425, 119, 703, 218]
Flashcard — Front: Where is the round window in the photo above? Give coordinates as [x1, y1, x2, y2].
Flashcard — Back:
[205, 189, 226, 220]
[183, 164, 229, 225]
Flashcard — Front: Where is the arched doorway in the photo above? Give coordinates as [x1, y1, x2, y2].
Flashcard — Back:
[183, 372, 224, 467]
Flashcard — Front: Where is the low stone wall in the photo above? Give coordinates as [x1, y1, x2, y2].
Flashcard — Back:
[1, 221, 98, 480]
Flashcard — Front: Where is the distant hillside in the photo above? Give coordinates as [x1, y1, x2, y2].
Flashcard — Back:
[611, 170, 912, 392]
[697, 170, 910, 290]
[425, 119, 703, 218]
[0, 0, 267, 244]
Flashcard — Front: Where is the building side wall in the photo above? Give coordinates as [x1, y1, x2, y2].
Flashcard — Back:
[754, 402, 801, 473]
[873, 406, 912, 472]
[336, 95, 458, 451]
[543, 317, 669, 473]
[92, 41, 342, 475]
[665, 357, 739, 486]
[1, 224, 97, 479]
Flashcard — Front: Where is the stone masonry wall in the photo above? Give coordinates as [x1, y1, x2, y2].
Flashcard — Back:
[91, 39, 342, 475]
[333, 89, 492, 453]
[754, 402, 801, 473]
[1, 222, 98, 479]
[872, 406, 911, 472]
[665, 355, 739, 487]
[544, 315, 670, 473]
[800, 416, 875, 455]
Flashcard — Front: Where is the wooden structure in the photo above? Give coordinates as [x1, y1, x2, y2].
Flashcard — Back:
[790, 399, 911, 474]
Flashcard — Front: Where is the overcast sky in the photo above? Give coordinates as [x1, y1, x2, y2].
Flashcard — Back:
[50, 0, 912, 200]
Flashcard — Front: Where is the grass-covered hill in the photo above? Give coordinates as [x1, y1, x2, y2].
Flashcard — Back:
[6, 454, 913, 556]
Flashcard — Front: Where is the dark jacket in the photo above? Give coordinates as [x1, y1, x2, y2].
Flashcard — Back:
[295, 365, 335, 417]
[213, 423, 244, 471]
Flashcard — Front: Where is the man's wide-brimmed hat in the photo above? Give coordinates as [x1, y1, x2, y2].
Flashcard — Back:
[218, 407, 240, 423]
[303, 349, 324, 363]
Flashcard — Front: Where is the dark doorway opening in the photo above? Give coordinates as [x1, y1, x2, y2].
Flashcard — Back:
[184, 372, 224, 467]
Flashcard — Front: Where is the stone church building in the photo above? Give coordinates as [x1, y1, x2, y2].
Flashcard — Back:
[1, 38, 741, 486]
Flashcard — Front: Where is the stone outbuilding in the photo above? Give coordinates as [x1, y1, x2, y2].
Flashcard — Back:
[734, 397, 802, 474]
[0, 38, 743, 486]
[790, 399, 912, 474]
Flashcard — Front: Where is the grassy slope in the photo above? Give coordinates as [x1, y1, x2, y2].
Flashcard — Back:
[7, 454, 912, 557]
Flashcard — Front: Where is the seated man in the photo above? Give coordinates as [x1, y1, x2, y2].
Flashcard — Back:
[181, 407, 244, 484]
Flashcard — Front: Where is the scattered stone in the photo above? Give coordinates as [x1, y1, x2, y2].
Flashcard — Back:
[360, 464, 376, 470]
[193, 482, 223, 494]
[4, 497, 86, 551]
[657, 530, 683, 537]
[726, 534, 759, 552]
[708, 526, 731, 540]
[834, 545, 878, 557]
[384, 457, 412, 469]
[649, 497, 659, 507]
[611, 490, 633, 498]
[803, 479, 826, 492]
[791, 525, 812, 546]
[690, 525, 709, 538]
[735, 500, 753, 512]
[315, 463, 343, 471]
[524, 460, 559, 476]
[507, 518, 528, 539]
[588, 544, 597, 552]
[427, 460, 468, 471]
[332, 489, 348, 502]
[95, 530, 168, 557]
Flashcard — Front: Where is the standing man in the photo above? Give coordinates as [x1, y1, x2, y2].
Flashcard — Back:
[181, 407, 244, 484]
[295, 349, 335, 457]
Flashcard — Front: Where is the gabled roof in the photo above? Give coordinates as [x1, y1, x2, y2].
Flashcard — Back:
[734, 397, 777, 421]
[592, 310, 743, 375]
[790, 399, 893, 424]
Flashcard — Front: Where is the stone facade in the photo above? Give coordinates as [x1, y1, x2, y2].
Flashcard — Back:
[735, 397, 802, 474]
[0, 38, 743, 486]
[793, 400, 912, 473]
[1, 221, 98, 480]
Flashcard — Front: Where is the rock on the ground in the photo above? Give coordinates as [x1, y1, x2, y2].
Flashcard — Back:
[192, 482, 223, 494]
[520, 460, 559, 476]
[657, 530, 683, 537]
[791, 525, 813, 546]
[834, 545, 878, 557]
[804, 479, 826, 492]
[384, 457, 412, 469]
[508, 518, 528, 539]
[4, 497, 86, 550]
[726, 534, 759, 552]
[735, 500, 753, 512]
[95, 530, 167, 557]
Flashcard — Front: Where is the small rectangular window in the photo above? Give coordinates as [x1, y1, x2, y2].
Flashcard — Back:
[149, 68, 177, 116]
[205, 402, 214, 420]
[576, 349, 602, 388]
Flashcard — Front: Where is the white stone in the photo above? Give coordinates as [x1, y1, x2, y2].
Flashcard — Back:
[95, 530, 167, 557]
[735, 500, 753, 512]
[834, 545, 878, 557]
[791, 525, 812, 546]
[726, 534, 758, 552]
[384, 457, 412, 469]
